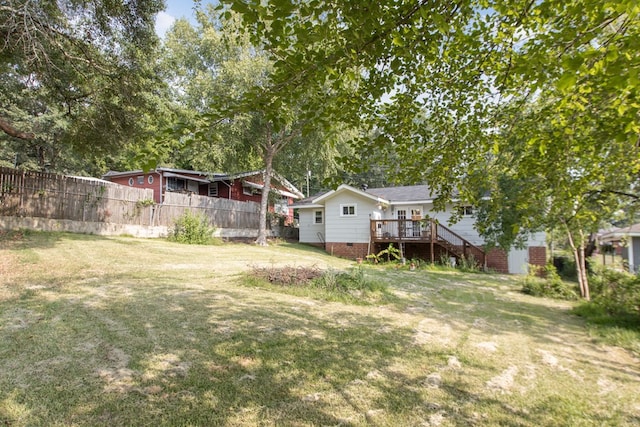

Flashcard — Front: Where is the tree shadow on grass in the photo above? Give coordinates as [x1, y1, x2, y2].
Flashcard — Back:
[0, 282, 529, 425]
[2, 266, 640, 426]
[0, 228, 65, 249]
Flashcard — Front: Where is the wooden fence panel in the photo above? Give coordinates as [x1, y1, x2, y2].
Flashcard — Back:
[0, 167, 260, 231]
[159, 192, 260, 229]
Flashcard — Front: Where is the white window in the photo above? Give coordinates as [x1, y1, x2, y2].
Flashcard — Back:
[243, 185, 261, 196]
[274, 196, 289, 215]
[314, 210, 323, 224]
[137, 175, 144, 185]
[208, 182, 218, 197]
[340, 204, 356, 217]
[128, 177, 134, 186]
[459, 205, 474, 216]
[147, 175, 154, 184]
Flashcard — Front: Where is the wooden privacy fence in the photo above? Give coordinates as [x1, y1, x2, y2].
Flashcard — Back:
[0, 167, 260, 230]
[161, 192, 260, 229]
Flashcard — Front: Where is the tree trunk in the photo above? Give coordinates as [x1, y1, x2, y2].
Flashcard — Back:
[578, 229, 590, 300]
[584, 233, 597, 258]
[565, 226, 590, 300]
[255, 142, 275, 246]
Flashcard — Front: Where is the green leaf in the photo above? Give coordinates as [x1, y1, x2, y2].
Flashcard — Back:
[230, 1, 250, 14]
[392, 33, 404, 47]
[556, 73, 577, 92]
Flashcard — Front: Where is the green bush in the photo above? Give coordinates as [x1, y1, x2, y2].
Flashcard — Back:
[521, 263, 579, 300]
[458, 254, 481, 273]
[313, 266, 386, 293]
[168, 210, 215, 245]
[589, 267, 640, 322]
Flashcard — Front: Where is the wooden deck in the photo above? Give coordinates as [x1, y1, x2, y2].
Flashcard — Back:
[370, 219, 485, 265]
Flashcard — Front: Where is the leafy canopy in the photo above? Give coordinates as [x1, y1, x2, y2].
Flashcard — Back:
[0, 0, 165, 173]
[219, 0, 640, 246]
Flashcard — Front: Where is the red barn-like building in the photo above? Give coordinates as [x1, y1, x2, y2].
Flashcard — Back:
[102, 168, 304, 223]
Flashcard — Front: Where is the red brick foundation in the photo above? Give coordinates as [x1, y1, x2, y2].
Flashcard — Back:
[325, 242, 369, 261]
[528, 246, 547, 272]
[486, 248, 509, 273]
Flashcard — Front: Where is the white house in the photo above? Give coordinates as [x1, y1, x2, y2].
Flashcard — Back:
[293, 184, 546, 274]
[599, 223, 640, 273]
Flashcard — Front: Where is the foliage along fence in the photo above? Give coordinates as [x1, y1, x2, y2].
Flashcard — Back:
[0, 167, 260, 232]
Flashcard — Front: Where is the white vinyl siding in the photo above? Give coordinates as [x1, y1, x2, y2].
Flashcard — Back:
[325, 194, 375, 243]
[508, 248, 529, 274]
[391, 203, 483, 246]
[298, 208, 325, 243]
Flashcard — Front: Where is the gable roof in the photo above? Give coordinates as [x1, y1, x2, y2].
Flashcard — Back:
[211, 169, 304, 199]
[600, 223, 640, 241]
[365, 185, 444, 203]
[102, 167, 223, 179]
[312, 184, 388, 204]
[293, 184, 462, 208]
[102, 167, 303, 199]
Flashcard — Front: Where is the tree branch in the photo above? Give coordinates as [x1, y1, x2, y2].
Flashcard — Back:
[587, 189, 640, 201]
[0, 116, 34, 140]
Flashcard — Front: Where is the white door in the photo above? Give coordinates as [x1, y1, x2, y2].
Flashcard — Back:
[410, 208, 422, 236]
[508, 248, 529, 274]
[396, 209, 408, 237]
[372, 210, 382, 237]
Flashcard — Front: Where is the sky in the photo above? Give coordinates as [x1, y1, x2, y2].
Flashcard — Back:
[156, 1, 216, 37]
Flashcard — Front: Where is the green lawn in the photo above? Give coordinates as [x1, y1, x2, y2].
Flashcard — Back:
[1, 231, 639, 426]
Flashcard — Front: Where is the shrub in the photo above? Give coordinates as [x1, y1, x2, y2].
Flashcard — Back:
[250, 265, 386, 294]
[168, 210, 215, 245]
[458, 254, 481, 273]
[589, 267, 640, 322]
[366, 243, 401, 264]
[314, 266, 386, 292]
[521, 263, 579, 300]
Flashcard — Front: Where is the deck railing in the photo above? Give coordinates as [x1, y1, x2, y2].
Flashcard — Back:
[370, 219, 485, 265]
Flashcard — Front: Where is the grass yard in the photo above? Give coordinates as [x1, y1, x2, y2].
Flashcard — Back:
[1, 231, 639, 426]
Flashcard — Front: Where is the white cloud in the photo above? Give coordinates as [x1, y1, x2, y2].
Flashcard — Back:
[155, 11, 176, 38]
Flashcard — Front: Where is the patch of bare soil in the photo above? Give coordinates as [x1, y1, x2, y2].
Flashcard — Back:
[250, 265, 323, 286]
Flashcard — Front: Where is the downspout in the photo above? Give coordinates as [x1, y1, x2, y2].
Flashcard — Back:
[159, 170, 164, 204]
[629, 235, 635, 273]
[219, 180, 232, 199]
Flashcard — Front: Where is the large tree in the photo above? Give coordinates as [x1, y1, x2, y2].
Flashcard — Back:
[219, 0, 640, 294]
[158, 10, 269, 173]
[0, 0, 165, 174]
[467, 1, 639, 298]
[162, 6, 353, 245]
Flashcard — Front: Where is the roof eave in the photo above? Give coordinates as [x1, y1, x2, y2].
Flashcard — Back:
[313, 184, 390, 205]
[292, 203, 324, 209]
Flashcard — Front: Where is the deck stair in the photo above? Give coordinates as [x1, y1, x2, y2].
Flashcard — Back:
[370, 219, 485, 267]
